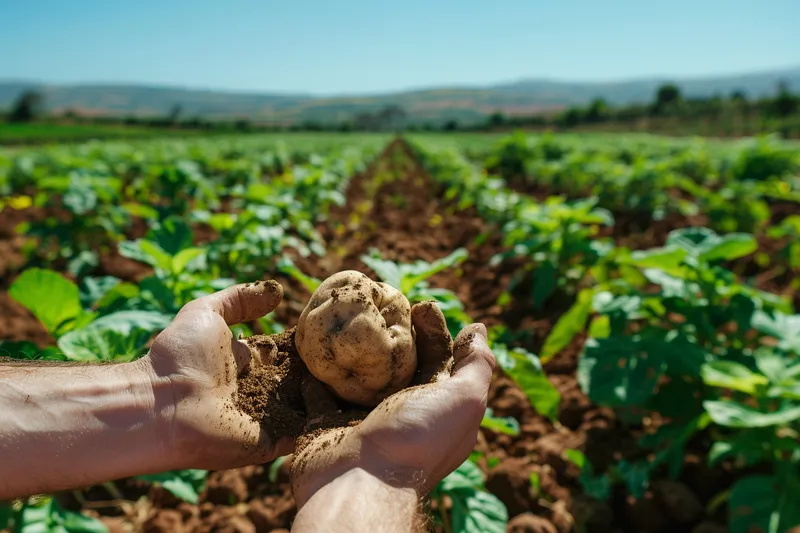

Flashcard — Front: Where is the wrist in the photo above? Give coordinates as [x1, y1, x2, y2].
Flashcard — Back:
[293, 468, 422, 533]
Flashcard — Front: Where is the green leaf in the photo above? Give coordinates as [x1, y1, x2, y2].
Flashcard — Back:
[615, 460, 651, 499]
[137, 470, 207, 504]
[438, 461, 508, 533]
[701, 361, 769, 394]
[729, 474, 800, 533]
[588, 315, 611, 339]
[278, 258, 321, 293]
[627, 245, 687, 276]
[440, 460, 485, 491]
[172, 247, 206, 273]
[563, 449, 587, 470]
[57, 311, 172, 361]
[698, 233, 757, 262]
[401, 248, 467, 294]
[19, 499, 108, 533]
[578, 336, 666, 408]
[268, 456, 288, 483]
[531, 262, 557, 309]
[140, 240, 173, 270]
[0, 503, 12, 529]
[704, 400, 800, 428]
[450, 489, 508, 533]
[148, 217, 193, 255]
[494, 344, 560, 421]
[360, 252, 402, 289]
[9, 268, 82, 336]
[481, 408, 520, 436]
[540, 288, 592, 363]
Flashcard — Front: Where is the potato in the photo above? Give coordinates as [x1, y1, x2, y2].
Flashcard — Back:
[296, 271, 417, 406]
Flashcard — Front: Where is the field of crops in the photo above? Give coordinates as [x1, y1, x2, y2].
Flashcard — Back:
[1, 130, 799, 533]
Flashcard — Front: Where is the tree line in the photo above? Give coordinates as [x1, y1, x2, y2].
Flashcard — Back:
[3, 81, 799, 138]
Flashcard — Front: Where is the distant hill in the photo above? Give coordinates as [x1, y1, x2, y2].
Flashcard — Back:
[2, 66, 799, 125]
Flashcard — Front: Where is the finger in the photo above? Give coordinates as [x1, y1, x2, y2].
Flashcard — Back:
[301, 375, 339, 425]
[181, 280, 284, 325]
[451, 323, 495, 388]
[411, 301, 453, 384]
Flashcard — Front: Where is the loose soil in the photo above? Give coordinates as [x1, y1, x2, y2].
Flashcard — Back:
[2, 138, 788, 532]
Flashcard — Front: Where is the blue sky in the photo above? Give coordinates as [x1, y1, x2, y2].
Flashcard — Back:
[1, 0, 798, 95]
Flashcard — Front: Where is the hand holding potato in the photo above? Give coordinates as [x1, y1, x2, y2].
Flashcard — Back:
[291, 313, 495, 510]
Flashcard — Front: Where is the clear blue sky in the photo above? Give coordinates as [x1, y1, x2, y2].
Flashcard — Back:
[1, 0, 798, 95]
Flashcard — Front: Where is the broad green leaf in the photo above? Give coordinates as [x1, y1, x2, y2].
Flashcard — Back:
[79, 276, 121, 308]
[495, 344, 560, 420]
[666, 227, 717, 256]
[440, 460, 485, 491]
[627, 245, 687, 275]
[531, 262, 557, 309]
[148, 217, 193, 255]
[172, 247, 206, 273]
[137, 470, 207, 504]
[359, 253, 402, 289]
[19, 499, 108, 533]
[481, 408, 520, 436]
[701, 361, 768, 394]
[698, 233, 757, 262]
[578, 336, 666, 408]
[754, 350, 787, 384]
[140, 240, 173, 270]
[729, 474, 800, 533]
[401, 248, 467, 294]
[0, 340, 64, 361]
[57, 311, 172, 361]
[588, 315, 611, 339]
[9, 268, 82, 336]
[704, 400, 800, 428]
[540, 288, 592, 363]
[449, 489, 508, 533]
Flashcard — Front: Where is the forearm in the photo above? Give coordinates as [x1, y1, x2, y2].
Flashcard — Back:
[0, 358, 172, 499]
[292, 468, 427, 533]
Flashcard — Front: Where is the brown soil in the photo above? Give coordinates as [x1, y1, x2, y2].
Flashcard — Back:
[234, 328, 308, 443]
[3, 138, 793, 532]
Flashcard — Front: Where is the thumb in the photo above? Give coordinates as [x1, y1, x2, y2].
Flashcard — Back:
[180, 280, 284, 325]
[450, 323, 495, 390]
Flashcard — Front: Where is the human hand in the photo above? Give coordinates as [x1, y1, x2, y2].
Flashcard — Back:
[290, 302, 495, 507]
[137, 280, 295, 470]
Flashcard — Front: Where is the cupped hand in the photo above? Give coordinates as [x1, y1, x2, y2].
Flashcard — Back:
[291, 302, 495, 507]
[137, 280, 295, 470]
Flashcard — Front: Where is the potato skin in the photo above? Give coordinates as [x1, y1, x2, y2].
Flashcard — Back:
[296, 271, 417, 406]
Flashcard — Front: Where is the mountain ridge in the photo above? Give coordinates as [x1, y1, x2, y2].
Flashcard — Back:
[2, 66, 799, 125]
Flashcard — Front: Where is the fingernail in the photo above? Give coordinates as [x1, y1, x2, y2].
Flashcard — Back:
[474, 323, 488, 341]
